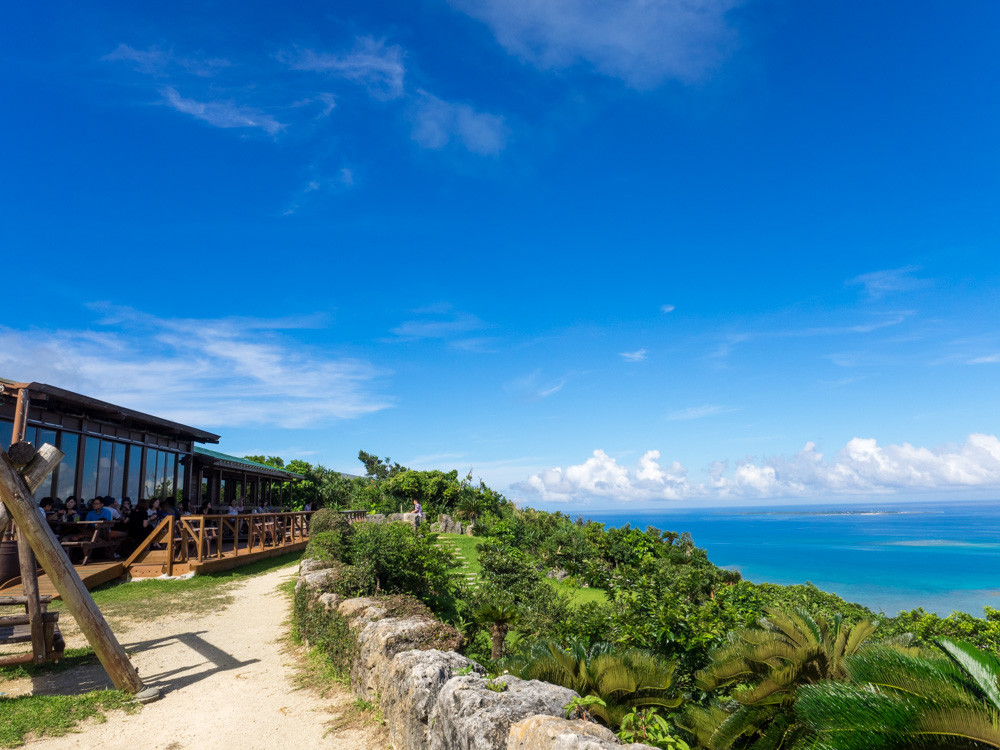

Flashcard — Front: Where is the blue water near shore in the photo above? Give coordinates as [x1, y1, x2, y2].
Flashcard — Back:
[586, 499, 1000, 617]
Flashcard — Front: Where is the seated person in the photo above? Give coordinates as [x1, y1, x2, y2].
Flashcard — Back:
[104, 497, 122, 521]
[85, 497, 114, 522]
[39, 497, 59, 522]
[63, 496, 81, 522]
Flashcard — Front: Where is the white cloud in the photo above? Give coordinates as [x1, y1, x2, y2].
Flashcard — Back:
[667, 404, 737, 420]
[515, 434, 1000, 502]
[661, 304, 676, 313]
[103, 44, 231, 77]
[619, 348, 647, 362]
[968, 354, 1000, 365]
[505, 370, 570, 400]
[411, 91, 508, 155]
[160, 87, 284, 135]
[283, 38, 406, 100]
[849, 266, 930, 299]
[0, 307, 390, 430]
[448, 0, 740, 88]
[103, 44, 170, 74]
[388, 313, 485, 341]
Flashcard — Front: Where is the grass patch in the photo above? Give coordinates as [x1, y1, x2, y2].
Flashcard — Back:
[0, 648, 97, 681]
[51, 551, 304, 625]
[545, 577, 608, 605]
[437, 533, 481, 577]
[0, 690, 137, 748]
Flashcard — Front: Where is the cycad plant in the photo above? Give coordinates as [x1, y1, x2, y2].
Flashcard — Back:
[682, 608, 886, 749]
[502, 639, 682, 728]
[473, 602, 520, 660]
[796, 637, 1000, 749]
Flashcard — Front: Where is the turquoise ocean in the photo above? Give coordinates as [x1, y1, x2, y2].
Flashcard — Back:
[587, 499, 1000, 618]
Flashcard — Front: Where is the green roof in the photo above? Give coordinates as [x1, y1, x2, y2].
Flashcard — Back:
[193, 446, 304, 479]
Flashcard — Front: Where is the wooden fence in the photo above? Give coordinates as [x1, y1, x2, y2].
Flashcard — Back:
[124, 511, 315, 578]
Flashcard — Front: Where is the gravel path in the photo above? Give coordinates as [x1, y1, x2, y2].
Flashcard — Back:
[19, 565, 384, 750]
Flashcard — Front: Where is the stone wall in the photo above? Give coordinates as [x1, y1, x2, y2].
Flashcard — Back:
[296, 557, 653, 750]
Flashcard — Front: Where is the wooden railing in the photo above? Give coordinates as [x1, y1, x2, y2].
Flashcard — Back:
[338, 509, 369, 523]
[125, 512, 315, 577]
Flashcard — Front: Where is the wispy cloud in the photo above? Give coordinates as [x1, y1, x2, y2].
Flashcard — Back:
[411, 90, 509, 155]
[0, 306, 390, 429]
[516, 434, 1000, 502]
[281, 37, 406, 100]
[667, 404, 737, 420]
[968, 354, 1000, 365]
[619, 348, 647, 362]
[389, 314, 485, 342]
[505, 369, 570, 400]
[283, 168, 356, 215]
[448, 0, 740, 88]
[104, 44, 231, 77]
[661, 304, 676, 313]
[160, 87, 284, 135]
[849, 266, 931, 299]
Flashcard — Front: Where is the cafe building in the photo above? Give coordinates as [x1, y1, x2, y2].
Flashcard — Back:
[0, 378, 301, 505]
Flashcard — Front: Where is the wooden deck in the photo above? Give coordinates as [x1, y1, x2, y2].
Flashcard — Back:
[0, 561, 124, 599]
[0, 511, 315, 597]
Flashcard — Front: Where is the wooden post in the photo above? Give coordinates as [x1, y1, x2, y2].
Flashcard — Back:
[15, 446, 62, 662]
[0, 445, 157, 700]
[11, 388, 30, 444]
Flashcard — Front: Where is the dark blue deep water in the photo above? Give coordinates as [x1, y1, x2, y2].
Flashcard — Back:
[586, 499, 1000, 617]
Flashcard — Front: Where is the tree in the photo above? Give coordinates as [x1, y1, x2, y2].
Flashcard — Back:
[683, 608, 886, 749]
[357, 450, 407, 480]
[796, 638, 1000, 749]
[474, 602, 521, 660]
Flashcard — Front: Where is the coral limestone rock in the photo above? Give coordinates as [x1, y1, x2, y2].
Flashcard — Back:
[384, 650, 486, 750]
[428, 675, 579, 750]
[507, 715, 652, 750]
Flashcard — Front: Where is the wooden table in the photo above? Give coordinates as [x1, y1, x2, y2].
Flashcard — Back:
[53, 521, 120, 565]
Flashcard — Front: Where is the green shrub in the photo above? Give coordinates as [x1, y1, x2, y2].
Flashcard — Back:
[305, 530, 347, 562]
[292, 586, 356, 676]
[346, 522, 457, 610]
[309, 508, 342, 535]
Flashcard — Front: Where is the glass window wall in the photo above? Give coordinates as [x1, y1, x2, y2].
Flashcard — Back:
[57, 433, 78, 500]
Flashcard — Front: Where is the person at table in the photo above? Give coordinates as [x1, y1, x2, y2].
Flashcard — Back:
[120, 498, 133, 524]
[104, 497, 121, 521]
[122, 499, 151, 554]
[227, 500, 239, 516]
[63, 496, 81, 522]
[39, 497, 60, 522]
[198, 501, 212, 515]
[85, 497, 115, 522]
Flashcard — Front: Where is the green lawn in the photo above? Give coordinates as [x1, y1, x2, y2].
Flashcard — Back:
[436, 533, 606, 605]
[50, 550, 304, 624]
[437, 533, 481, 576]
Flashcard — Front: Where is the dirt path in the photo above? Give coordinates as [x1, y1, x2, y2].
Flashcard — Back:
[18, 566, 385, 750]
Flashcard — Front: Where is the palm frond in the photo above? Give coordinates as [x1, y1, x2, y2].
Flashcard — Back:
[936, 638, 1000, 709]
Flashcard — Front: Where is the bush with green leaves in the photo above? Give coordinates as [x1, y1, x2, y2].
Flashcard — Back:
[343, 521, 458, 613]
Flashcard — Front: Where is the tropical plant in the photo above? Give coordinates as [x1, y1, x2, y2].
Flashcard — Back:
[473, 602, 521, 660]
[503, 640, 682, 729]
[796, 637, 1000, 748]
[682, 608, 885, 749]
[618, 707, 691, 750]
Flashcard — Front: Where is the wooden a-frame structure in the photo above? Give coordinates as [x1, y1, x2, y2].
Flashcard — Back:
[0, 441, 158, 702]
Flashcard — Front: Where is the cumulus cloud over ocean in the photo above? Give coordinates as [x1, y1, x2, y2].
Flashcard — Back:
[515, 434, 1000, 502]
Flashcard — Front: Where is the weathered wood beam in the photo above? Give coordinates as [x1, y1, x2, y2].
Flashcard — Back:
[0, 447, 155, 698]
[0, 443, 62, 537]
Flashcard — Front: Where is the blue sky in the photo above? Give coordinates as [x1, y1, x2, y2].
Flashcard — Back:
[3, 1, 1000, 508]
